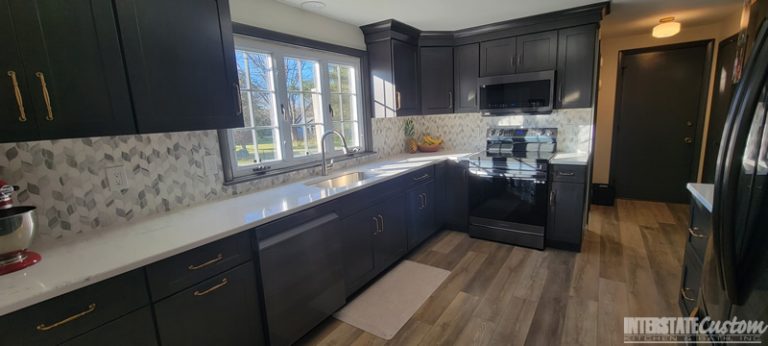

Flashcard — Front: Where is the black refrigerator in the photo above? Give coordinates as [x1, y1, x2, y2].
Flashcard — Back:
[701, 18, 768, 341]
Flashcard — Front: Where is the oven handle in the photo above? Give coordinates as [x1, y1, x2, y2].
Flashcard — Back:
[469, 171, 547, 182]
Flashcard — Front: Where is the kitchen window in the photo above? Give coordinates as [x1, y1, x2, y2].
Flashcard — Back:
[221, 36, 366, 180]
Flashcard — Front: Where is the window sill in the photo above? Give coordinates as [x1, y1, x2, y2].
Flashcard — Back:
[223, 151, 378, 186]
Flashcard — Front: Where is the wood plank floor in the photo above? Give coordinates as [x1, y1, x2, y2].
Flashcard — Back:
[298, 199, 690, 345]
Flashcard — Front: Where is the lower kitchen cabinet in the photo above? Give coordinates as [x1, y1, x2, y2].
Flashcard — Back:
[436, 160, 468, 231]
[61, 307, 157, 346]
[154, 261, 264, 346]
[341, 194, 408, 295]
[546, 164, 587, 251]
[678, 197, 712, 316]
[406, 180, 437, 250]
[256, 212, 345, 346]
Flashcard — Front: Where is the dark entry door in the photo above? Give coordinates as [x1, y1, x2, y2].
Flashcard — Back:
[611, 41, 712, 203]
[702, 35, 739, 183]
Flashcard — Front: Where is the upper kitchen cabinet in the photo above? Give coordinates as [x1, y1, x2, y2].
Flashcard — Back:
[115, 0, 242, 133]
[516, 31, 558, 73]
[1, 0, 136, 142]
[454, 43, 479, 112]
[362, 20, 421, 117]
[556, 24, 598, 109]
[420, 46, 454, 115]
[480, 37, 516, 76]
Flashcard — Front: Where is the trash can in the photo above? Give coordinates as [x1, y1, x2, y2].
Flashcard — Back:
[592, 184, 615, 206]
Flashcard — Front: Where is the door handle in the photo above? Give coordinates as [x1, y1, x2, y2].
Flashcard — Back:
[418, 193, 425, 209]
[36, 303, 97, 331]
[193, 278, 229, 296]
[423, 193, 428, 208]
[684, 137, 693, 144]
[680, 288, 697, 302]
[187, 253, 224, 270]
[378, 215, 384, 233]
[35, 72, 53, 121]
[549, 190, 556, 207]
[372, 216, 380, 235]
[413, 174, 431, 182]
[688, 227, 705, 238]
[517, 55, 522, 68]
[7, 71, 26, 122]
[558, 171, 576, 177]
[396, 91, 402, 111]
[448, 91, 453, 109]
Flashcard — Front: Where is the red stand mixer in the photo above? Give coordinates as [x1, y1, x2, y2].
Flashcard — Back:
[0, 179, 41, 275]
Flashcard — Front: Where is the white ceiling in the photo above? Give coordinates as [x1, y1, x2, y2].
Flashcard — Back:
[275, 0, 742, 37]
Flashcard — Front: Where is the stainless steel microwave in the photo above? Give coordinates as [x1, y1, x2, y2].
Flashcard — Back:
[478, 70, 555, 115]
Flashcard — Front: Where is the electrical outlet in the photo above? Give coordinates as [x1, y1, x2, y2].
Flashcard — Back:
[203, 155, 219, 176]
[105, 166, 128, 191]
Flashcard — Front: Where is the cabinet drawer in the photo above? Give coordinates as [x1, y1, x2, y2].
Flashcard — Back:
[400, 165, 435, 186]
[61, 307, 157, 346]
[0, 269, 148, 346]
[146, 232, 252, 300]
[687, 199, 712, 262]
[550, 164, 586, 183]
[679, 245, 703, 316]
[155, 261, 264, 346]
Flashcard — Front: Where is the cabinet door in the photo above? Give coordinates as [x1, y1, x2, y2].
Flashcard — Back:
[480, 37, 516, 76]
[340, 207, 377, 295]
[420, 47, 454, 115]
[0, 0, 38, 142]
[392, 40, 420, 116]
[406, 181, 437, 250]
[10, 0, 136, 139]
[556, 25, 597, 108]
[374, 194, 408, 271]
[442, 161, 469, 231]
[454, 43, 479, 112]
[115, 0, 243, 133]
[546, 181, 586, 251]
[516, 31, 558, 73]
[155, 262, 265, 346]
[62, 307, 158, 346]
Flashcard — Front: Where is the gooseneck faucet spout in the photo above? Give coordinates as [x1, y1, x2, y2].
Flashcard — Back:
[320, 130, 350, 176]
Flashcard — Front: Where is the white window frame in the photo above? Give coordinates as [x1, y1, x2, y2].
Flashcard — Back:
[226, 35, 366, 178]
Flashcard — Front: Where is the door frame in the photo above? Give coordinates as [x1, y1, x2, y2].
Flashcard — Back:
[609, 39, 714, 193]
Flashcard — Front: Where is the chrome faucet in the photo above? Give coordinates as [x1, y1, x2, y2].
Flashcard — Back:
[320, 130, 350, 176]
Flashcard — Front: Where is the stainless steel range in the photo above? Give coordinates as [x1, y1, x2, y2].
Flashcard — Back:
[463, 127, 557, 249]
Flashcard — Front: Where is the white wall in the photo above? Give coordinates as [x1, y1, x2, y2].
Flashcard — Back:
[229, 0, 366, 50]
[593, 12, 742, 184]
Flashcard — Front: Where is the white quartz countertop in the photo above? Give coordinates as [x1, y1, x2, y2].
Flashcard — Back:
[0, 151, 471, 316]
[550, 152, 589, 165]
[687, 183, 714, 212]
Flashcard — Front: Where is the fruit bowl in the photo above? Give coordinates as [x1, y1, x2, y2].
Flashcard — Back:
[418, 143, 441, 152]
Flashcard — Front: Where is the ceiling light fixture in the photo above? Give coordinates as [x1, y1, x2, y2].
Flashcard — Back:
[300, 1, 326, 11]
[652, 17, 681, 38]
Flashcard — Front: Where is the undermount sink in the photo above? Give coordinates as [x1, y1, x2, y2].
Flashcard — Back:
[306, 172, 378, 189]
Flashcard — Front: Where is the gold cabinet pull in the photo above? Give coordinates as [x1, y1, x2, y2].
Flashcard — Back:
[194, 278, 228, 296]
[688, 227, 705, 239]
[372, 216, 380, 235]
[680, 288, 696, 302]
[36, 303, 96, 331]
[396, 91, 402, 111]
[412, 174, 430, 182]
[34, 72, 53, 121]
[187, 253, 224, 270]
[7, 71, 26, 122]
[378, 214, 384, 233]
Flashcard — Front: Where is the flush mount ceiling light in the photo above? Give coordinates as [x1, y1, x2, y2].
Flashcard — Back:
[652, 17, 681, 38]
[300, 1, 326, 11]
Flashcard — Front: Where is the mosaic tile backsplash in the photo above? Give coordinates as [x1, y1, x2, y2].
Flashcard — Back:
[0, 108, 592, 241]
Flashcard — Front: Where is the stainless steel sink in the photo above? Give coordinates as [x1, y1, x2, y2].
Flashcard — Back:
[307, 172, 377, 189]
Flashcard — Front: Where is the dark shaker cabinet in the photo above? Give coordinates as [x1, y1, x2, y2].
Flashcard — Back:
[115, 0, 243, 133]
[516, 31, 558, 73]
[454, 43, 480, 112]
[154, 262, 264, 346]
[480, 37, 516, 76]
[420, 47, 454, 115]
[556, 24, 597, 108]
[257, 212, 345, 346]
[368, 39, 420, 117]
[406, 181, 437, 250]
[546, 165, 587, 251]
[2, 0, 135, 141]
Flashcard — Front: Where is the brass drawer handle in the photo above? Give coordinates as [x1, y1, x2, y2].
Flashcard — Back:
[194, 278, 228, 296]
[396, 91, 402, 111]
[35, 72, 53, 121]
[688, 227, 705, 238]
[7, 71, 27, 122]
[36, 303, 96, 331]
[680, 288, 696, 302]
[187, 253, 224, 270]
[413, 174, 431, 182]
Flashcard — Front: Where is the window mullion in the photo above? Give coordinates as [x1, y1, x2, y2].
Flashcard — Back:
[273, 53, 294, 162]
[319, 61, 334, 153]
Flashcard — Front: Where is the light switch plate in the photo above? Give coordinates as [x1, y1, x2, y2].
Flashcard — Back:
[105, 166, 128, 191]
[203, 155, 219, 176]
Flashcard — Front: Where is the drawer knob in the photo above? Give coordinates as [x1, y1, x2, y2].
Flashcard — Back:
[688, 227, 705, 238]
[680, 288, 697, 302]
[193, 278, 229, 296]
[187, 253, 224, 270]
[36, 303, 96, 331]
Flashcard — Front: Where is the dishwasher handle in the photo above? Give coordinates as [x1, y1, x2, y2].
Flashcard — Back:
[258, 213, 339, 250]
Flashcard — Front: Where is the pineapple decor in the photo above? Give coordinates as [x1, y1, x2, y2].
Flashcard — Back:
[404, 119, 418, 153]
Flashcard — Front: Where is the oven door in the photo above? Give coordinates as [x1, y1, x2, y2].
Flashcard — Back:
[468, 168, 548, 227]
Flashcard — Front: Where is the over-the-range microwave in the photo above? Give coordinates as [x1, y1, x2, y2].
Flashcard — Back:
[478, 70, 555, 115]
